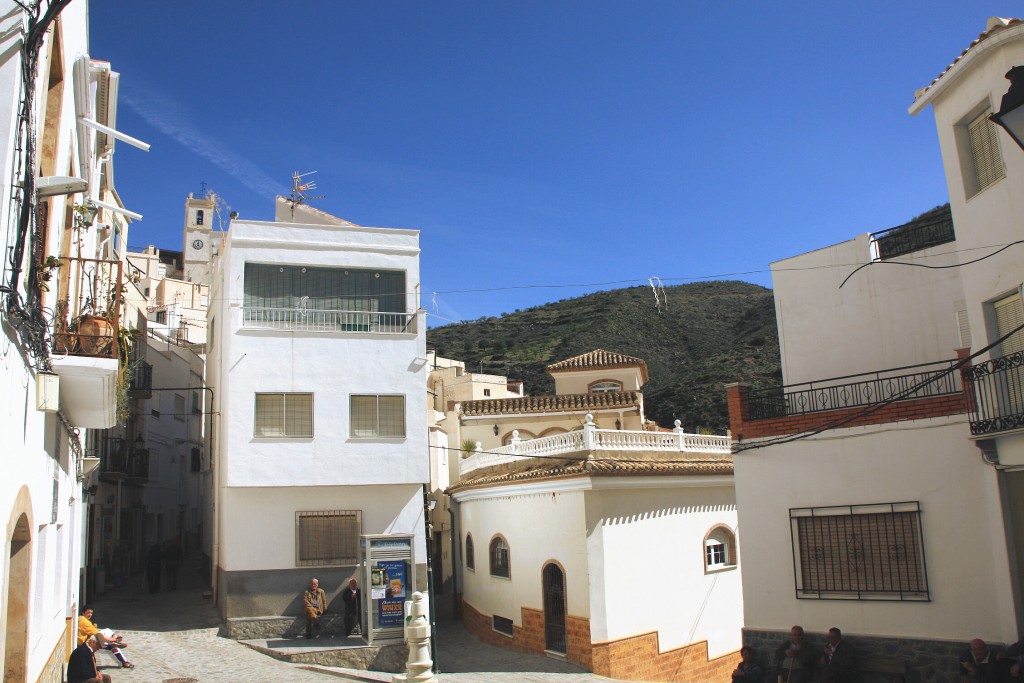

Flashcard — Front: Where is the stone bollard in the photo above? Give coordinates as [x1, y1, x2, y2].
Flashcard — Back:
[392, 591, 436, 683]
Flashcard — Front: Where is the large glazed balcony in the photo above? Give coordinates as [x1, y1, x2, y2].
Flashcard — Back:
[727, 357, 969, 441]
[242, 263, 416, 334]
[869, 206, 955, 260]
[49, 257, 124, 428]
[963, 352, 1024, 435]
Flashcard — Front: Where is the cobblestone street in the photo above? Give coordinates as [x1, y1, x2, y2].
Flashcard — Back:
[87, 560, 637, 683]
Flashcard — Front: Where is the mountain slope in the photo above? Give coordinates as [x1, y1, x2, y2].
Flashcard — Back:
[427, 280, 780, 431]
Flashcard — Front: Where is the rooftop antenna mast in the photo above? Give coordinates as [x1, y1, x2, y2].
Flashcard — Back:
[290, 171, 325, 205]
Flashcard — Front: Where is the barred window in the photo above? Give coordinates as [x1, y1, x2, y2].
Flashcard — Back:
[489, 535, 510, 578]
[255, 393, 313, 438]
[296, 510, 361, 566]
[791, 502, 928, 601]
[350, 395, 405, 438]
[465, 534, 475, 570]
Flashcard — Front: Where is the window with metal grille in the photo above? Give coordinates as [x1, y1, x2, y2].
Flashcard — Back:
[350, 395, 405, 438]
[790, 502, 928, 600]
[465, 534, 475, 570]
[295, 510, 361, 566]
[255, 393, 313, 438]
[489, 535, 510, 578]
[964, 107, 1005, 197]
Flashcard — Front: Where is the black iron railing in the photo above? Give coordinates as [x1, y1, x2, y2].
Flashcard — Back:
[748, 359, 963, 420]
[963, 352, 1024, 435]
[870, 213, 955, 260]
[129, 360, 152, 397]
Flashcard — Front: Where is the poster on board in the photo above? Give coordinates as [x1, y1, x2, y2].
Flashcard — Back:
[375, 559, 408, 629]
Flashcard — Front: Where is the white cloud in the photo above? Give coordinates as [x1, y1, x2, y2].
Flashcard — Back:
[122, 87, 281, 199]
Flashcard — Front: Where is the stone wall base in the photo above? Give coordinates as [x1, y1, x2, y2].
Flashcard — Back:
[744, 628, 971, 683]
[460, 597, 738, 682]
[225, 613, 356, 640]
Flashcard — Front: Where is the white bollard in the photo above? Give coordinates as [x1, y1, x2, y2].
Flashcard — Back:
[392, 591, 436, 683]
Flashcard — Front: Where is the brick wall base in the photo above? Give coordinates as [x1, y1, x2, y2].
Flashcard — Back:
[592, 631, 740, 683]
[460, 597, 737, 682]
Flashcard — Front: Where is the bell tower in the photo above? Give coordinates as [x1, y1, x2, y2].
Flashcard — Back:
[183, 192, 217, 283]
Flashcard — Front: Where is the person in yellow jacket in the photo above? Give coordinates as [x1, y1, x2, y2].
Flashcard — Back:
[77, 606, 133, 669]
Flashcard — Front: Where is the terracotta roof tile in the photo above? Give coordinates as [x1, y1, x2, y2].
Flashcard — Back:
[461, 391, 641, 416]
[447, 451, 732, 494]
[915, 17, 1023, 100]
[545, 349, 649, 382]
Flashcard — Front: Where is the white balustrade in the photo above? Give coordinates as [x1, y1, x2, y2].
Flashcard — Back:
[458, 421, 732, 476]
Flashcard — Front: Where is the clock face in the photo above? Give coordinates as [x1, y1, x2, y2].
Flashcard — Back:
[192, 239, 204, 250]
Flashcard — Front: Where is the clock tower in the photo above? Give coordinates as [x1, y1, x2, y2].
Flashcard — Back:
[183, 192, 217, 284]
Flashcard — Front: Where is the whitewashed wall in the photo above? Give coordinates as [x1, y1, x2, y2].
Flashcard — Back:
[458, 488, 591, 623]
[586, 483, 742, 658]
[734, 417, 1015, 640]
[771, 234, 965, 386]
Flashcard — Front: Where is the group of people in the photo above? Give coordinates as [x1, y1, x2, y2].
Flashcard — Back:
[303, 577, 362, 640]
[732, 625, 1024, 683]
[729, 626, 865, 683]
[68, 606, 132, 683]
[144, 538, 184, 594]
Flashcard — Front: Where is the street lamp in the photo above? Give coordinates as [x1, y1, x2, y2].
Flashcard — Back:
[991, 65, 1024, 152]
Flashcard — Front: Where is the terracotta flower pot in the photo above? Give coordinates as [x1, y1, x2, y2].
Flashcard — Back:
[78, 314, 115, 356]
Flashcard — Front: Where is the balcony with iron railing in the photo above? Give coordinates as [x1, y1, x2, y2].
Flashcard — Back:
[48, 256, 125, 428]
[963, 352, 1024, 436]
[459, 416, 732, 477]
[727, 357, 970, 441]
[869, 208, 955, 261]
[241, 306, 417, 334]
[92, 436, 149, 484]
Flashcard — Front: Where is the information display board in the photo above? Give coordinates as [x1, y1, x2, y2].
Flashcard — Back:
[360, 534, 415, 645]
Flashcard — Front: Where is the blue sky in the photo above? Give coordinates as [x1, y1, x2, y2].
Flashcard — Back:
[89, 2, 1021, 326]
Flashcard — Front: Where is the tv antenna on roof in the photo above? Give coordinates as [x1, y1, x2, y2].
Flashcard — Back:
[290, 171, 326, 205]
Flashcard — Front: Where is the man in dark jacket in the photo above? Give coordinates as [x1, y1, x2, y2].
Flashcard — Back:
[342, 578, 362, 637]
[774, 625, 817, 683]
[820, 627, 857, 683]
[67, 636, 110, 683]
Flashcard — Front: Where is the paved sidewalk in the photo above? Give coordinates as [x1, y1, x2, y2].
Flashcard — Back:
[87, 560, 638, 683]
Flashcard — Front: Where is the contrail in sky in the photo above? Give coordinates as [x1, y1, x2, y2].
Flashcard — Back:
[123, 87, 281, 199]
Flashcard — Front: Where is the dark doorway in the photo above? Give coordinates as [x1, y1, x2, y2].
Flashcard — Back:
[542, 563, 566, 654]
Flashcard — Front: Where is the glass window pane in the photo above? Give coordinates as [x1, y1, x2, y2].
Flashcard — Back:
[351, 396, 377, 437]
[378, 396, 405, 437]
[255, 394, 284, 437]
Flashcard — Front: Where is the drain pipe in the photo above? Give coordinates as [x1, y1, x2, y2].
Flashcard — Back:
[422, 483, 438, 673]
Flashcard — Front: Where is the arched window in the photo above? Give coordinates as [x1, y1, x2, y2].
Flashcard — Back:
[489, 535, 510, 578]
[589, 380, 622, 393]
[704, 526, 738, 572]
[465, 534, 475, 570]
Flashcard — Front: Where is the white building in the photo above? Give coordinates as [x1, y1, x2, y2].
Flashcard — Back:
[726, 17, 1024, 682]
[0, 1, 147, 681]
[207, 197, 428, 627]
[447, 351, 743, 682]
